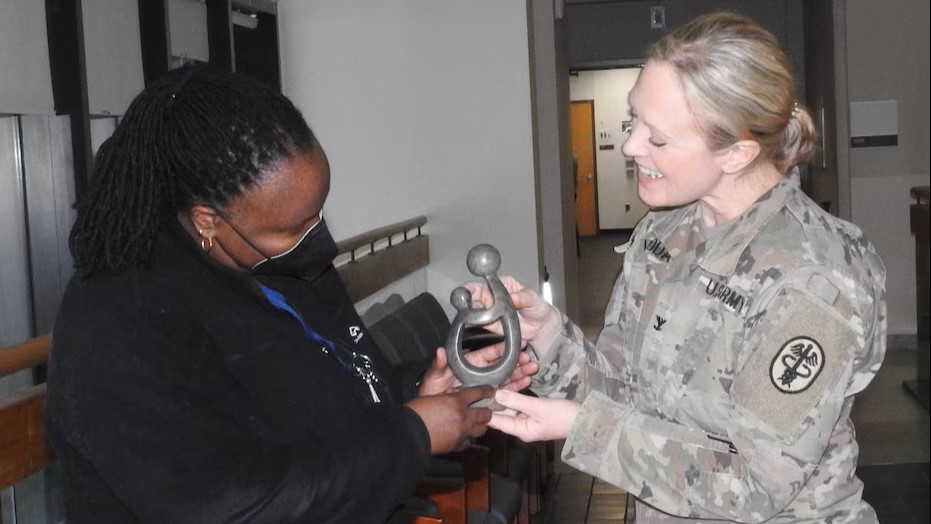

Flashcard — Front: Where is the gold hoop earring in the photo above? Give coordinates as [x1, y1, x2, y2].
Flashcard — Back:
[198, 230, 214, 253]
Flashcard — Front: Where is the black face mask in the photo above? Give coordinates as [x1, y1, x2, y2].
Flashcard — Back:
[226, 217, 338, 280]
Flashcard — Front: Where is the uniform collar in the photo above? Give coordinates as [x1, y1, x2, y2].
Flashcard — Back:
[692, 173, 799, 277]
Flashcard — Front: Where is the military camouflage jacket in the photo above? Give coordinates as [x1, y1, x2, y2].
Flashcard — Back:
[533, 176, 887, 523]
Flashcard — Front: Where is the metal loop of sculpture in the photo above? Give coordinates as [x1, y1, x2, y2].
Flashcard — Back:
[445, 244, 521, 388]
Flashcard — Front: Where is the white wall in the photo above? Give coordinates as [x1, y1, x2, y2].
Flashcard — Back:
[278, 0, 541, 313]
[845, 0, 930, 335]
[530, 0, 581, 322]
[570, 68, 646, 230]
[0, 0, 54, 114]
[83, 0, 145, 116]
[568, 71, 594, 101]
[851, 175, 927, 335]
[169, 0, 209, 63]
[0, 117, 32, 358]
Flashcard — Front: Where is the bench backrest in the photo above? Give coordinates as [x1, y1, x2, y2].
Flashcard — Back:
[0, 335, 52, 489]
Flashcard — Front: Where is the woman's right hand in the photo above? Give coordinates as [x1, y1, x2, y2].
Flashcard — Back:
[405, 386, 495, 454]
[488, 389, 580, 442]
[464, 276, 561, 353]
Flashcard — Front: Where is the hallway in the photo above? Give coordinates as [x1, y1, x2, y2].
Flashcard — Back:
[538, 233, 930, 523]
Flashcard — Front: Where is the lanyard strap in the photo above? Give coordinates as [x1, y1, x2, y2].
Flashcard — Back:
[259, 284, 350, 373]
[258, 284, 381, 402]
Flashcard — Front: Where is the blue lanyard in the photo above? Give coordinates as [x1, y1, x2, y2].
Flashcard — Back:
[258, 284, 381, 402]
[259, 284, 353, 374]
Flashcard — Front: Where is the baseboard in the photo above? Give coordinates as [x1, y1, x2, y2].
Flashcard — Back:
[887, 334, 919, 351]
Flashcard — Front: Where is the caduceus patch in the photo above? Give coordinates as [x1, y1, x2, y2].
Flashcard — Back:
[769, 336, 825, 394]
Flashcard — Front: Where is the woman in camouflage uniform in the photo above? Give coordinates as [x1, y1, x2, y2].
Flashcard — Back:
[479, 12, 886, 523]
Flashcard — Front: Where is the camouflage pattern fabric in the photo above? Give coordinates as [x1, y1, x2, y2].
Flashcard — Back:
[532, 175, 887, 523]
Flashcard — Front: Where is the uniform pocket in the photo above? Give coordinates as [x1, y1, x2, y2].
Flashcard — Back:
[658, 310, 725, 419]
[644, 271, 745, 428]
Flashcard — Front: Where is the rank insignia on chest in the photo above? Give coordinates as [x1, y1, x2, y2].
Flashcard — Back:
[698, 275, 748, 316]
[769, 336, 825, 394]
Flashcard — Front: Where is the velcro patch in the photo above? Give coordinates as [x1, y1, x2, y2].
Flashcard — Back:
[733, 286, 854, 441]
[806, 273, 840, 306]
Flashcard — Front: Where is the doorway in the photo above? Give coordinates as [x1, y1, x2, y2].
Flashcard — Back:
[568, 66, 643, 337]
[570, 101, 597, 237]
[569, 67, 645, 233]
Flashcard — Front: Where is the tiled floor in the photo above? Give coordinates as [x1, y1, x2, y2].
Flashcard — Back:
[542, 449, 634, 524]
[538, 232, 930, 523]
[859, 462, 930, 524]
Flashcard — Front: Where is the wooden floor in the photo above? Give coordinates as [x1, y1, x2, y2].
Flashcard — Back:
[536, 232, 930, 524]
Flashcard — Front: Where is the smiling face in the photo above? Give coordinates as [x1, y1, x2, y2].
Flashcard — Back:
[621, 60, 729, 210]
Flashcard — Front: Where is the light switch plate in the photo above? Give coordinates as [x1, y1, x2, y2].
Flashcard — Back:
[651, 6, 665, 29]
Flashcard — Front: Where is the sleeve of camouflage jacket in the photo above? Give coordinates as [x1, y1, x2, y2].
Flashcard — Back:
[529, 269, 632, 402]
[554, 266, 886, 522]
[529, 216, 657, 402]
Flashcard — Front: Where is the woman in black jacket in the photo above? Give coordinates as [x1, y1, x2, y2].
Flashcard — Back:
[45, 64, 523, 523]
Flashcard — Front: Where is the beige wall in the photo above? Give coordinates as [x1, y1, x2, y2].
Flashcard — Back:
[845, 0, 930, 335]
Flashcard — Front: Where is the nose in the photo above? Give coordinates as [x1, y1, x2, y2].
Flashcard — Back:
[622, 122, 648, 159]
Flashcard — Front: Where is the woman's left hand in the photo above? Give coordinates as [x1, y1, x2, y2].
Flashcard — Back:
[488, 389, 580, 442]
[418, 346, 539, 397]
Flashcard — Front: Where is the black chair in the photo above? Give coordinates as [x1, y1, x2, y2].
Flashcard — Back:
[366, 292, 545, 523]
[368, 292, 450, 364]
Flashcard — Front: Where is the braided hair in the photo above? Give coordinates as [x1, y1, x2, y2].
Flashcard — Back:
[69, 64, 314, 276]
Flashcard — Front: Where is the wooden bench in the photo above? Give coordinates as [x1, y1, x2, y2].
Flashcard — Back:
[0, 335, 52, 490]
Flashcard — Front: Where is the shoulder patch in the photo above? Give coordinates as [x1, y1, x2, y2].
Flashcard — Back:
[769, 336, 824, 393]
[733, 286, 855, 441]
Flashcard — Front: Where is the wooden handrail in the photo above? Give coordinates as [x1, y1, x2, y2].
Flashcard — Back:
[336, 216, 427, 260]
[335, 216, 430, 303]
[0, 335, 51, 379]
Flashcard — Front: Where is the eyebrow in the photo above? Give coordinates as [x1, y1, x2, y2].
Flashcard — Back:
[647, 122, 669, 140]
[628, 106, 669, 140]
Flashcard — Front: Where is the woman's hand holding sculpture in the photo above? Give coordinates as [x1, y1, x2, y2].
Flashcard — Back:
[405, 386, 495, 454]
[488, 389, 580, 442]
[417, 346, 538, 397]
[464, 276, 562, 358]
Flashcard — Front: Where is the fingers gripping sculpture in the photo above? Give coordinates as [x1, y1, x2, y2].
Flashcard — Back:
[445, 244, 522, 388]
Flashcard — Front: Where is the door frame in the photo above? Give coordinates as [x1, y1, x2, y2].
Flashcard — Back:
[570, 99, 599, 236]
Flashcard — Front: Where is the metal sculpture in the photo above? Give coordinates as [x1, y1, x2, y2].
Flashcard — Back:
[445, 244, 521, 391]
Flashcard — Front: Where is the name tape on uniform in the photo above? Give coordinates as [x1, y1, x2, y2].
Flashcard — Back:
[699, 275, 748, 317]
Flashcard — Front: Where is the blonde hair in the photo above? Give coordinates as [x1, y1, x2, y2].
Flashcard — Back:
[649, 12, 815, 174]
